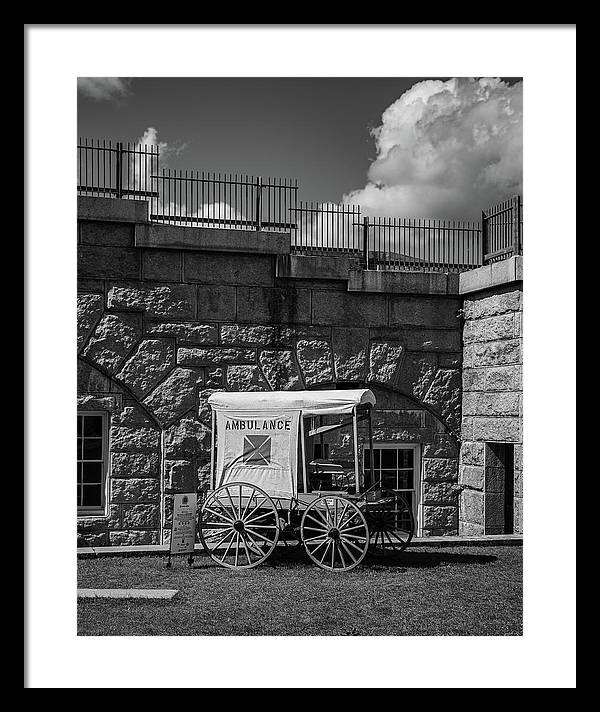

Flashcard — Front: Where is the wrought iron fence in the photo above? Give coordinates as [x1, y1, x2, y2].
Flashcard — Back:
[149, 169, 298, 232]
[77, 138, 159, 199]
[481, 195, 523, 264]
[77, 138, 523, 273]
[290, 202, 362, 255]
[482, 196, 523, 263]
[363, 217, 483, 273]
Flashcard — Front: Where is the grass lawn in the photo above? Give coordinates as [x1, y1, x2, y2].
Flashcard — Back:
[77, 544, 522, 636]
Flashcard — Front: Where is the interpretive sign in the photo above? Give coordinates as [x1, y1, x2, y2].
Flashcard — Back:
[169, 493, 198, 556]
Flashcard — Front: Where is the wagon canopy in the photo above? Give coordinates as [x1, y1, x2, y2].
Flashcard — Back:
[208, 389, 376, 498]
[208, 389, 376, 417]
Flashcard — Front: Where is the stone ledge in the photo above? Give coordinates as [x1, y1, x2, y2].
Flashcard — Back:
[136, 223, 291, 255]
[276, 254, 361, 281]
[78, 196, 149, 224]
[459, 256, 523, 295]
[348, 269, 459, 295]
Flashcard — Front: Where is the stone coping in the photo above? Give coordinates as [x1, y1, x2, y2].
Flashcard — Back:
[77, 534, 522, 558]
[276, 254, 361, 281]
[349, 269, 460, 295]
[136, 223, 291, 255]
[78, 196, 149, 224]
[459, 256, 523, 295]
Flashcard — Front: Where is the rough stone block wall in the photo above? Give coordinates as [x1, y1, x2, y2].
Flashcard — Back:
[459, 285, 523, 535]
[77, 209, 464, 545]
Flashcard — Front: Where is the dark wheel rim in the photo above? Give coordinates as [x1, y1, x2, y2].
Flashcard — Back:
[365, 491, 415, 557]
[301, 496, 368, 572]
[199, 483, 279, 569]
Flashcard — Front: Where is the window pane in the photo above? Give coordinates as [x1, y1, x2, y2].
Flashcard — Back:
[82, 484, 102, 507]
[82, 461, 102, 484]
[397, 471, 413, 490]
[84, 415, 103, 438]
[381, 470, 397, 489]
[373, 449, 380, 469]
[381, 449, 397, 469]
[398, 449, 414, 468]
[82, 438, 103, 460]
[77, 414, 106, 512]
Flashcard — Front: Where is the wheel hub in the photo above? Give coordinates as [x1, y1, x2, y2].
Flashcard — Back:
[328, 528, 340, 541]
[233, 520, 245, 533]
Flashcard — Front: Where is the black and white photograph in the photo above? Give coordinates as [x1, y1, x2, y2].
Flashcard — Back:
[25, 25, 576, 688]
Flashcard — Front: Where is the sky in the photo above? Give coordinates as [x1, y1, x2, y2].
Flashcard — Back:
[77, 76, 522, 219]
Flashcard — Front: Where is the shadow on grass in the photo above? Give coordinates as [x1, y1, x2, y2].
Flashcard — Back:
[363, 551, 498, 569]
[194, 545, 498, 571]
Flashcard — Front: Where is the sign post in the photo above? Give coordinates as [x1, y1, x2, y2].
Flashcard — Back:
[167, 493, 198, 568]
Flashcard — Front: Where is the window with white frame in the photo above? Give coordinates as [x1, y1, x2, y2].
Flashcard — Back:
[77, 412, 108, 515]
[363, 444, 421, 532]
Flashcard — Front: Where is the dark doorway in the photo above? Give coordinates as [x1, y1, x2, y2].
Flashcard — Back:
[485, 443, 515, 535]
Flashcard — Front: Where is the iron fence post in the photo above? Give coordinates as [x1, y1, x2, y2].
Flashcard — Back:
[116, 141, 123, 199]
[511, 195, 521, 256]
[255, 176, 262, 231]
[362, 216, 370, 269]
[481, 209, 487, 264]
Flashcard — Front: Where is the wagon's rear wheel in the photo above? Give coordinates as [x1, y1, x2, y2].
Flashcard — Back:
[365, 490, 415, 557]
[199, 483, 279, 569]
[300, 496, 369, 572]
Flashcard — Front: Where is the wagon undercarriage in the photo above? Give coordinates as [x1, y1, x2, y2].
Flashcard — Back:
[199, 482, 415, 572]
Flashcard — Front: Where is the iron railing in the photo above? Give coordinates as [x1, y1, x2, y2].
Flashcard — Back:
[363, 217, 483, 273]
[290, 202, 362, 255]
[482, 196, 523, 264]
[77, 138, 159, 199]
[77, 138, 523, 273]
[149, 170, 298, 232]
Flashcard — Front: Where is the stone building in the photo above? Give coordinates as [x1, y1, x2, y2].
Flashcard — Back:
[77, 196, 522, 547]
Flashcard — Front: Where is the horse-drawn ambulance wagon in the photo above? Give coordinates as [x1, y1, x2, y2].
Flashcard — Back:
[199, 389, 415, 571]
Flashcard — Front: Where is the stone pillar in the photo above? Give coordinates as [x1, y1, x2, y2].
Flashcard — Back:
[459, 281, 523, 535]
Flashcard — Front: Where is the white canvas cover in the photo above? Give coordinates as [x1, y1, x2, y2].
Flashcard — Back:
[215, 410, 300, 497]
[208, 389, 375, 417]
[209, 390, 376, 497]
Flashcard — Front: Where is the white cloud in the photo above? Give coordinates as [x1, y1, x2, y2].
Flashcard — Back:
[344, 78, 523, 219]
[137, 127, 168, 154]
[77, 77, 131, 101]
[129, 127, 188, 193]
[137, 127, 187, 165]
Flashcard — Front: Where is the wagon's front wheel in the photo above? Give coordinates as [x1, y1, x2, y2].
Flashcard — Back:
[199, 483, 279, 569]
[300, 496, 369, 572]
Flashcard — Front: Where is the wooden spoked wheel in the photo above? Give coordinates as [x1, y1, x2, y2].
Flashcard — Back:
[199, 483, 280, 569]
[300, 496, 369, 572]
[364, 490, 415, 557]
